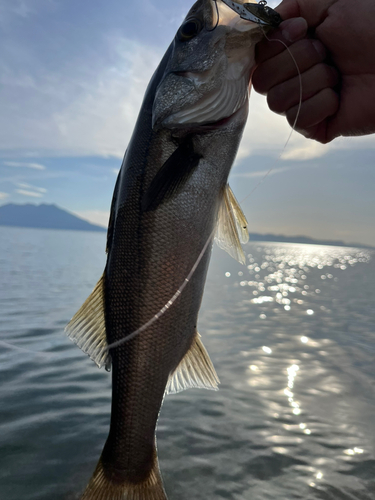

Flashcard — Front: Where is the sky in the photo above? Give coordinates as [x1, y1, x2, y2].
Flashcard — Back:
[0, 0, 374, 246]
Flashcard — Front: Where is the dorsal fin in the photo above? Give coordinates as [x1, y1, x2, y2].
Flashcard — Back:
[166, 332, 219, 394]
[215, 184, 249, 264]
[65, 274, 111, 370]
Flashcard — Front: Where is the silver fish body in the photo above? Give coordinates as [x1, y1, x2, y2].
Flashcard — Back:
[66, 1, 271, 498]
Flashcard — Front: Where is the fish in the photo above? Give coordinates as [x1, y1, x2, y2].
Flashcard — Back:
[65, 1, 276, 498]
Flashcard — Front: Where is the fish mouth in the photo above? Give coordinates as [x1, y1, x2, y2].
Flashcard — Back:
[152, 0, 263, 132]
[216, 0, 268, 31]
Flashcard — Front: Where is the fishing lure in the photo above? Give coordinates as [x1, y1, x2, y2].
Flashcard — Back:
[221, 0, 283, 27]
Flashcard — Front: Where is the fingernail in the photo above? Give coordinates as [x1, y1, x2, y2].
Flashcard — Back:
[312, 39, 326, 59]
[281, 17, 307, 43]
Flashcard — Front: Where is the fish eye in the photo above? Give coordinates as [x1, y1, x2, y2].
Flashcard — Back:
[178, 19, 202, 41]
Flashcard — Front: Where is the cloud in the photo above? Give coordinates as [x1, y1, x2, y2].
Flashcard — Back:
[0, 32, 161, 157]
[232, 165, 293, 178]
[5, 161, 46, 170]
[74, 209, 109, 228]
[17, 182, 47, 193]
[239, 89, 375, 163]
[2, 18, 375, 162]
[15, 189, 43, 197]
[0, 0, 55, 26]
[280, 141, 327, 161]
[2, 25, 337, 162]
[0, 192, 9, 200]
[237, 91, 331, 162]
[0, 1, 31, 21]
[52, 39, 162, 158]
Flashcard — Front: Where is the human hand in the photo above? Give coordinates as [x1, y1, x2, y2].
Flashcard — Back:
[253, 0, 375, 143]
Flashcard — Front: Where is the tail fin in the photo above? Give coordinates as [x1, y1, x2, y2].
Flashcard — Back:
[80, 456, 167, 500]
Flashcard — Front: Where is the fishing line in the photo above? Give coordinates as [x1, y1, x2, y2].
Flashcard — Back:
[0, 339, 65, 359]
[103, 22, 304, 354]
[105, 42, 304, 353]
[240, 29, 303, 204]
[2, 13, 304, 360]
[206, 0, 220, 31]
[105, 228, 216, 352]
[1, 233, 215, 358]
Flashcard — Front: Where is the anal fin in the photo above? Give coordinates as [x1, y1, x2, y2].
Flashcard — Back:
[65, 274, 110, 370]
[166, 332, 219, 394]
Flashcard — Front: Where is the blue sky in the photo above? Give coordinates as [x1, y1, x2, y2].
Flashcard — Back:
[0, 0, 374, 246]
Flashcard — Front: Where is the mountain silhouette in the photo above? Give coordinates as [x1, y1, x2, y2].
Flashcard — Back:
[0, 203, 372, 249]
[0, 203, 106, 232]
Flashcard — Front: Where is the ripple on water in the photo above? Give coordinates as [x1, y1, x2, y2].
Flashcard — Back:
[0, 230, 374, 499]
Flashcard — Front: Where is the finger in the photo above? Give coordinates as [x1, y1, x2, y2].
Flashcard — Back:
[253, 38, 326, 95]
[276, 0, 337, 27]
[292, 121, 330, 143]
[256, 17, 308, 64]
[275, 0, 301, 20]
[286, 87, 339, 132]
[267, 63, 340, 114]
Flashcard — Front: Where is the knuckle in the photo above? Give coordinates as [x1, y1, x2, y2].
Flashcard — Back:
[295, 39, 325, 65]
[252, 69, 268, 95]
[324, 88, 340, 113]
[326, 66, 340, 87]
[314, 63, 339, 88]
[267, 86, 287, 113]
[286, 103, 309, 130]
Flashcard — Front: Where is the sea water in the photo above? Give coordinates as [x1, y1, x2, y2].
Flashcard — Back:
[0, 226, 374, 499]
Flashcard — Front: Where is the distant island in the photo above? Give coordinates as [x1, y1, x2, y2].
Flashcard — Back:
[0, 203, 372, 249]
[0, 203, 106, 232]
[247, 232, 373, 249]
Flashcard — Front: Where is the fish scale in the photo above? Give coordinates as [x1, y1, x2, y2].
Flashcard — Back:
[65, 1, 280, 498]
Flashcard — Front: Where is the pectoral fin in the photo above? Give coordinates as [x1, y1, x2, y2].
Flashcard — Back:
[215, 184, 249, 265]
[142, 136, 202, 212]
[65, 274, 111, 370]
[166, 332, 219, 394]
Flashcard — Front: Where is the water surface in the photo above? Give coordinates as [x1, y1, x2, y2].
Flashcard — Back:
[0, 227, 374, 499]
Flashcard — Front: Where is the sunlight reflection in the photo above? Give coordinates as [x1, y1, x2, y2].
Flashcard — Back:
[344, 447, 364, 455]
[282, 363, 318, 483]
[251, 295, 273, 304]
[283, 365, 313, 435]
[241, 245, 371, 320]
[236, 244, 372, 491]
[284, 364, 302, 417]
